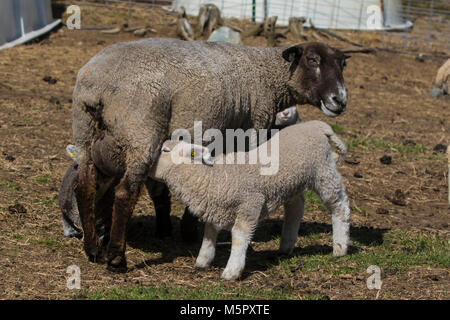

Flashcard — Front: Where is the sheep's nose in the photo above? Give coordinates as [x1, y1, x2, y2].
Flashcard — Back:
[332, 93, 347, 110]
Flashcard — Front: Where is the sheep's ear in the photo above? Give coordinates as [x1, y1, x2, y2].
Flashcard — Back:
[282, 45, 303, 63]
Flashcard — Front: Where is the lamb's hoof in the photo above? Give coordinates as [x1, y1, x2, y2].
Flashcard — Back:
[107, 254, 127, 273]
[221, 268, 242, 281]
[333, 244, 348, 257]
[194, 259, 212, 270]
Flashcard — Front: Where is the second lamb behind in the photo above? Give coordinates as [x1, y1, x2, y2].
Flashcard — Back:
[153, 120, 351, 280]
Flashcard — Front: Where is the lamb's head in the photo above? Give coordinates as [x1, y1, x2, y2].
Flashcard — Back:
[275, 106, 300, 127]
[282, 42, 350, 117]
[152, 140, 214, 181]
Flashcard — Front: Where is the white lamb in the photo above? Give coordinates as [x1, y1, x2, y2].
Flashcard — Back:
[152, 120, 350, 280]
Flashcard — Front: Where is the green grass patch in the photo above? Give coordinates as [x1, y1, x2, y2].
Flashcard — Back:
[33, 176, 51, 184]
[304, 190, 326, 211]
[3, 181, 18, 192]
[40, 198, 56, 207]
[277, 231, 449, 276]
[329, 123, 344, 134]
[80, 283, 294, 300]
[30, 237, 65, 248]
[346, 137, 427, 155]
[10, 233, 23, 240]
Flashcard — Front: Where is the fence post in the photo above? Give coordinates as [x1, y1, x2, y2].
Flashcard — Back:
[252, 0, 256, 23]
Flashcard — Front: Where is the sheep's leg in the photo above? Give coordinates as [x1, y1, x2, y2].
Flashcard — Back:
[75, 159, 101, 262]
[180, 208, 200, 243]
[94, 177, 117, 251]
[315, 168, 350, 257]
[106, 169, 145, 271]
[222, 199, 264, 280]
[279, 193, 305, 254]
[145, 179, 172, 238]
[195, 223, 220, 269]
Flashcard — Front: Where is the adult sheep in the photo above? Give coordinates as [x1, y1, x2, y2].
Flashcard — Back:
[72, 38, 349, 270]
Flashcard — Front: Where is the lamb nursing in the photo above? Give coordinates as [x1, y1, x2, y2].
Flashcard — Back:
[72, 38, 349, 269]
[152, 120, 350, 280]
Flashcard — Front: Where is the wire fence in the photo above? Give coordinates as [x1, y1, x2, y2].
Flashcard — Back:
[56, 0, 450, 55]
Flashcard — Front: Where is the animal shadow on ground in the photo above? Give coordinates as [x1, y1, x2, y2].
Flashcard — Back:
[126, 215, 389, 275]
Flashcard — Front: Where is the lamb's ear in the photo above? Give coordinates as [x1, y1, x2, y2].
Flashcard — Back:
[282, 45, 303, 63]
[201, 146, 213, 166]
[161, 145, 171, 153]
[189, 144, 213, 166]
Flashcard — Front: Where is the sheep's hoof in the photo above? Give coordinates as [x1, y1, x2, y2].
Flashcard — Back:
[84, 243, 101, 263]
[107, 255, 127, 273]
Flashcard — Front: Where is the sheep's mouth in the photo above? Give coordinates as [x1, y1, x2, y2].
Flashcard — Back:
[320, 100, 341, 117]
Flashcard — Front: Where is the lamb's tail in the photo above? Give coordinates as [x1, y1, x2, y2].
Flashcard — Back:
[313, 121, 347, 166]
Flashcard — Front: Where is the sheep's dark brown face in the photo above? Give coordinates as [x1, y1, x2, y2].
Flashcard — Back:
[283, 42, 349, 117]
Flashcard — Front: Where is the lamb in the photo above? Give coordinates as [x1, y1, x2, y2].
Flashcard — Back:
[72, 38, 349, 269]
[59, 107, 301, 240]
[152, 120, 350, 280]
[435, 58, 450, 95]
[273, 106, 301, 128]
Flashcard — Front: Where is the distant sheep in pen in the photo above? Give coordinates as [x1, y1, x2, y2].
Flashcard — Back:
[153, 121, 350, 280]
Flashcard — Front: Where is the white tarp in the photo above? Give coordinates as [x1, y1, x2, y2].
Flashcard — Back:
[173, 0, 412, 30]
[0, 0, 60, 50]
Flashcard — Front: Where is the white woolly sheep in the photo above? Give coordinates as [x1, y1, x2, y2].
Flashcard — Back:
[435, 58, 450, 95]
[152, 120, 350, 280]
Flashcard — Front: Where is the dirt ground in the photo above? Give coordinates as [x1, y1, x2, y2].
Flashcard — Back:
[0, 5, 448, 300]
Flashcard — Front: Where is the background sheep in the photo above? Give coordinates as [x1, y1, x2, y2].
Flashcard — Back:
[152, 120, 350, 280]
[72, 38, 349, 269]
[435, 58, 450, 95]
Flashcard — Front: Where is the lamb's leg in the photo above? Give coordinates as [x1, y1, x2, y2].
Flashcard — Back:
[222, 199, 264, 280]
[75, 158, 101, 262]
[279, 193, 305, 254]
[329, 190, 350, 257]
[195, 222, 219, 269]
[145, 179, 172, 238]
[315, 167, 350, 257]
